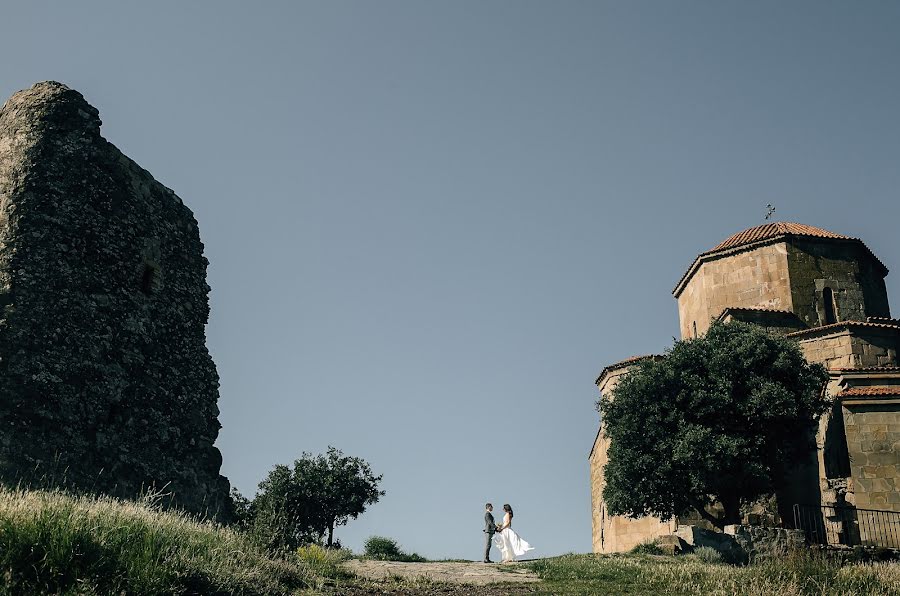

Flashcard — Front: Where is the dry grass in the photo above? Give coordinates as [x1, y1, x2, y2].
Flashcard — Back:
[0, 486, 312, 595]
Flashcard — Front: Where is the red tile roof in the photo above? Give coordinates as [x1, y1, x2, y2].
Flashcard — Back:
[595, 355, 662, 385]
[787, 320, 900, 338]
[718, 306, 796, 314]
[839, 386, 900, 397]
[835, 366, 900, 373]
[708, 222, 850, 253]
[673, 222, 888, 297]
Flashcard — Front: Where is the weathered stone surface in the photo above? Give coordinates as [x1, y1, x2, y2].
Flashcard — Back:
[0, 82, 229, 519]
[724, 524, 806, 561]
[591, 363, 677, 553]
[675, 525, 748, 563]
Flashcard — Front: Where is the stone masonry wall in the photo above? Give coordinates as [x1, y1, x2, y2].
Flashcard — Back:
[842, 403, 900, 513]
[677, 243, 792, 340]
[796, 329, 899, 370]
[592, 366, 675, 552]
[0, 82, 229, 519]
[786, 239, 890, 328]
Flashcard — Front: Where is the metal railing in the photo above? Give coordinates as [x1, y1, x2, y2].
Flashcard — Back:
[793, 504, 900, 549]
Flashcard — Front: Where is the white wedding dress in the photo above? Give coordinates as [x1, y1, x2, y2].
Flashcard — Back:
[492, 513, 533, 562]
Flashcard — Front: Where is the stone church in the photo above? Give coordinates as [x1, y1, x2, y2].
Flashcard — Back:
[590, 222, 900, 553]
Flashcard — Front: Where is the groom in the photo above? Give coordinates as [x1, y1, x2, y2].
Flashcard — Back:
[483, 502, 496, 563]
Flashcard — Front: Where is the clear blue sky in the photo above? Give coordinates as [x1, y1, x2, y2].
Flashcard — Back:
[2, 2, 898, 559]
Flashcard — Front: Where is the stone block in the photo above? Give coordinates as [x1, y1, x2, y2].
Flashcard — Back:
[676, 525, 747, 564]
[655, 534, 683, 555]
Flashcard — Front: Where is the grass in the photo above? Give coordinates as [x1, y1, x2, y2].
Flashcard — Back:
[296, 544, 354, 581]
[0, 486, 315, 595]
[528, 552, 900, 595]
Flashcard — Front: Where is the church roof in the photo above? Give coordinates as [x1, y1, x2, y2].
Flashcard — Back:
[787, 319, 900, 339]
[715, 306, 798, 318]
[673, 222, 888, 297]
[709, 222, 850, 252]
[839, 386, 900, 397]
[595, 354, 662, 386]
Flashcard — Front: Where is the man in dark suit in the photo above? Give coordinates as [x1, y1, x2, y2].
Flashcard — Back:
[483, 502, 496, 563]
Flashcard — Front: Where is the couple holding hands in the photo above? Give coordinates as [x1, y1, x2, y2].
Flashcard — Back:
[482, 502, 533, 563]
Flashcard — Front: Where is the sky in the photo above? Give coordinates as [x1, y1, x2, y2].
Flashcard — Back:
[1, 1, 899, 559]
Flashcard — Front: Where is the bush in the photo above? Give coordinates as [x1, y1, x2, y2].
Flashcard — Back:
[692, 546, 724, 564]
[363, 536, 427, 562]
[629, 539, 665, 555]
[296, 544, 353, 579]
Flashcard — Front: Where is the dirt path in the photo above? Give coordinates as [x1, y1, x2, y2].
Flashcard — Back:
[343, 560, 541, 586]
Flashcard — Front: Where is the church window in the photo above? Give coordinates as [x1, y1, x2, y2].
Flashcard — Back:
[692, 321, 697, 338]
[823, 287, 838, 324]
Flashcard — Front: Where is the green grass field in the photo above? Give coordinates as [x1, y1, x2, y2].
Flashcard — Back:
[528, 552, 900, 596]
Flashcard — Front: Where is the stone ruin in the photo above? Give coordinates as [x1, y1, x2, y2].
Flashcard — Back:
[0, 82, 229, 519]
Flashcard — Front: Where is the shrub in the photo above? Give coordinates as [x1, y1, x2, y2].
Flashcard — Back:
[365, 536, 403, 559]
[364, 536, 427, 562]
[249, 447, 384, 552]
[629, 539, 664, 555]
[692, 546, 724, 564]
[296, 544, 353, 579]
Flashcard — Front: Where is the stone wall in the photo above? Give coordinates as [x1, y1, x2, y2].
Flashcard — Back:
[676, 243, 792, 339]
[591, 363, 675, 552]
[0, 82, 229, 519]
[841, 402, 900, 513]
[794, 327, 899, 370]
[787, 239, 890, 328]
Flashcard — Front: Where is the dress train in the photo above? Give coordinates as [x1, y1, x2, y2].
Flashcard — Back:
[492, 527, 533, 562]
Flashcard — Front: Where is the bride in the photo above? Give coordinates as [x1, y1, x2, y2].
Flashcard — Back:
[492, 504, 533, 563]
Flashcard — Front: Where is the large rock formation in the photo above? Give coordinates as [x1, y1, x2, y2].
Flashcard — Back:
[0, 82, 229, 519]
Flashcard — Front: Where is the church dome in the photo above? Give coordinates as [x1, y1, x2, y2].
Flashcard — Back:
[705, 222, 850, 255]
[674, 221, 888, 299]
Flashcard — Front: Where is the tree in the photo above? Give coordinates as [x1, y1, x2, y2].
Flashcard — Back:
[599, 321, 829, 529]
[249, 447, 384, 551]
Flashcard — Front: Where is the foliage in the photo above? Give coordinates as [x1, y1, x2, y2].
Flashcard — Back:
[599, 321, 829, 528]
[248, 446, 384, 552]
[296, 544, 354, 580]
[364, 536, 427, 562]
[629, 539, 665, 555]
[691, 546, 724, 564]
[528, 551, 900, 595]
[228, 486, 252, 529]
[0, 486, 312, 596]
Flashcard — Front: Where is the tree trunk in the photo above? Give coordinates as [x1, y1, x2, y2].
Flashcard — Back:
[327, 521, 334, 547]
[692, 499, 726, 530]
[691, 497, 740, 531]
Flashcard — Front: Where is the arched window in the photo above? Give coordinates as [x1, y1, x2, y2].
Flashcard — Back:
[692, 321, 698, 338]
[823, 287, 837, 324]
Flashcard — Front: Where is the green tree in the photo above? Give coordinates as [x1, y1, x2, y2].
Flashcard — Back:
[599, 321, 829, 529]
[249, 447, 384, 551]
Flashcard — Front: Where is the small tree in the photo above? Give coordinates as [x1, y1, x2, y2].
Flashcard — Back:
[599, 321, 829, 529]
[250, 447, 384, 551]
